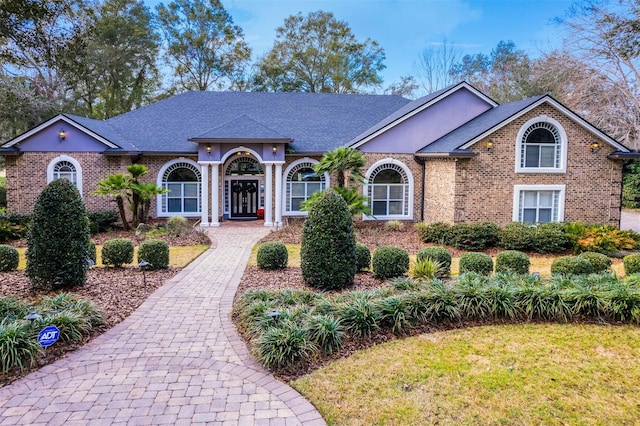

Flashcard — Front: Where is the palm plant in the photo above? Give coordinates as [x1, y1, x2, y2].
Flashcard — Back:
[92, 173, 130, 230]
[313, 146, 366, 188]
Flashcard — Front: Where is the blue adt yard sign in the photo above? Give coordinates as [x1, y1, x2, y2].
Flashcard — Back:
[37, 325, 60, 348]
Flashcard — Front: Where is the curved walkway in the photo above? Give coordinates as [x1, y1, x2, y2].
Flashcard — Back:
[0, 226, 325, 426]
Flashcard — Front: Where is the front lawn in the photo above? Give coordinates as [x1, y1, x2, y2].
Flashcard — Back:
[292, 324, 640, 425]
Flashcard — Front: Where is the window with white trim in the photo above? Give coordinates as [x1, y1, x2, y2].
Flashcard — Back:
[284, 161, 326, 214]
[53, 161, 77, 186]
[513, 185, 565, 223]
[366, 162, 411, 218]
[516, 117, 567, 173]
[161, 162, 201, 214]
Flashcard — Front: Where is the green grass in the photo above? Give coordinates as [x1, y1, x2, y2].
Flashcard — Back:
[292, 324, 640, 425]
[14, 245, 208, 270]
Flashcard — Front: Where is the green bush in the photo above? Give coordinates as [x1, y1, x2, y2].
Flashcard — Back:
[0, 244, 19, 272]
[339, 296, 381, 337]
[306, 314, 344, 354]
[0, 322, 42, 373]
[372, 245, 410, 280]
[137, 239, 169, 270]
[417, 246, 452, 276]
[495, 250, 530, 274]
[0, 297, 29, 323]
[623, 253, 640, 275]
[0, 219, 24, 242]
[355, 243, 371, 271]
[410, 258, 442, 281]
[459, 252, 494, 276]
[167, 216, 191, 237]
[102, 238, 134, 267]
[578, 252, 611, 273]
[301, 189, 356, 290]
[417, 222, 452, 244]
[449, 222, 499, 250]
[533, 223, 571, 253]
[87, 210, 119, 234]
[257, 241, 288, 270]
[26, 179, 90, 290]
[87, 241, 96, 265]
[499, 222, 535, 251]
[550, 256, 593, 275]
[256, 320, 317, 369]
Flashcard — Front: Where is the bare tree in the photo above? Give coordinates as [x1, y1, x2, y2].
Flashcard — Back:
[414, 40, 463, 93]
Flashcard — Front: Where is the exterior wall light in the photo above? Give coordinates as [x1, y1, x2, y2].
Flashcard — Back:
[590, 141, 600, 153]
[206, 144, 212, 156]
[58, 129, 66, 141]
[486, 139, 493, 152]
[272, 144, 277, 156]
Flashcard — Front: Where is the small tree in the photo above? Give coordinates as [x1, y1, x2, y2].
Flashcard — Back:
[26, 179, 90, 290]
[314, 146, 366, 188]
[301, 189, 356, 290]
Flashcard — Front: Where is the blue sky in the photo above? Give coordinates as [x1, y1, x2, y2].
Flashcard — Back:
[147, 0, 575, 88]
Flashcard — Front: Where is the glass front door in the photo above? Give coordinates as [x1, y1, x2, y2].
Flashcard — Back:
[230, 180, 259, 218]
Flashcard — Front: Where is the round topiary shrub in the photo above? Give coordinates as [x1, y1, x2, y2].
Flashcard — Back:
[578, 252, 611, 273]
[533, 223, 572, 253]
[257, 242, 288, 270]
[417, 246, 452, 276]
[355, 243, 371, 271]
[301, 189, 356, 290]
[0, 244, 19, 272]
[550, 256, 593, 275]
[623, 253, 640, 275]
[459, 252, 493, 276]
[137, 239, 169, 270]
[26, 179, 90, 290]
[102, 238, 134, 267]
[372, 245, 410, 280]
[495, 250, 530, 274]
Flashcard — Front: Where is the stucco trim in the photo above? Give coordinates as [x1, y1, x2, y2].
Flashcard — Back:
[2, 114, 119, 149]
[220, 146, 265, 164]
[459, 96, 628, 152]
[363, 158, 414, 221]
[350, 82, 497, 150]
[46, 155, 83, 197]
[512, 184, 566, 223]
[156, 158, 202, 218]
[514, 115, 568, 174]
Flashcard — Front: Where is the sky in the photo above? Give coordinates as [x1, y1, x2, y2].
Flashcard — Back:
[146, 0, 575, 89]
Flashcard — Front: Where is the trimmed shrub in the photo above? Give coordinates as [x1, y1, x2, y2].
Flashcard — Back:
[417, 222, 452, 244]
[257, 242, 288, 270]
[355, 243, 371, 271]
[550, 256, 593, 275]
[167, 216, 191, 237]
[26, 179, 90, 290]
[87, 241, 96, 265]
[137, 239, 169, 270]
[533, 223, 571, 253]
[0, 244, 19, 272]
[417, 246, 452, 276]
[449, 222, 499, 250]
[459, 252, 493, 276]
[87, 210, 118, 234]
[102, 238, 134, 267]
[0, 219, 24, 242]
[499, 222, 535, 251]
[495, 250, 530, 274]
[623, 253, 640, 275]
[372, 245, 410, 280]
[578, 252, 611, 273]
[301, 189, 356, 290]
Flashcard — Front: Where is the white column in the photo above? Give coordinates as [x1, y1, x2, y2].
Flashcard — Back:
[264, 162, 273, 226]
[274, 163, 283, 226]
[211, 163, 220, 227]
[199, 162, 209, 227]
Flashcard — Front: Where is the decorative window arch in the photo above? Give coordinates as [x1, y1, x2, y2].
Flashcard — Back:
[282, 158, 329, 215]
[47, 155, 82, 195]
[364, 159, 413, 220]
[225, 156, 263, 176]
[157, 159, 201, 217]
[515, 116, 567, 173]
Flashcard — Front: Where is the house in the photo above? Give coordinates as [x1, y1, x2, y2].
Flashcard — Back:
[1, 82, 637, 227]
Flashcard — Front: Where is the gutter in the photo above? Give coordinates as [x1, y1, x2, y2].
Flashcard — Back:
[415, 149, 477, 159]
[608, 151, 640, 160]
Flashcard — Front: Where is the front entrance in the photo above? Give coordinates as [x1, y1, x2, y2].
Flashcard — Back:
[230, 180, 259, 218]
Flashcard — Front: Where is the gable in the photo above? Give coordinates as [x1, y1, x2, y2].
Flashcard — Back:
[355, 86, 494, 154]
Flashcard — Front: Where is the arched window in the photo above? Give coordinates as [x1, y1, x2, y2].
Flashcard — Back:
[365, 160, 413, 219]
[159, 161, 201, 216]
[516, 117, 567, 173]
[47, 155, 82, 195]
[283, 159, 327, 215]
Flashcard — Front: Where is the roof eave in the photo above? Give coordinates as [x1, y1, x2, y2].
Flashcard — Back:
[608, 151, 640, 160]
[189, 137, 293, 144]
[0, 148, 22, 156]
[415, 150, 477, 159]
[102, 150, 196, 156]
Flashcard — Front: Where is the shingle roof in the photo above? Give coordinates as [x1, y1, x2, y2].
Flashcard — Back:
[418, 95, 545, 153]
[99, 91, 410, 153]
[62, 113, 139, 150]
[191, 115, 290, 141]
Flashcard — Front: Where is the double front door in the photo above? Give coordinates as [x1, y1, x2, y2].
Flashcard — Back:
[230, 180, 259, 218]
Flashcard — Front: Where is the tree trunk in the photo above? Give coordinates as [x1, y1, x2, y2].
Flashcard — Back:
[115, 196, 130, 231]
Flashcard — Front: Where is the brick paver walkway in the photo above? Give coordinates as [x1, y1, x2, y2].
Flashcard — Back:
[0, 226, 326, 426]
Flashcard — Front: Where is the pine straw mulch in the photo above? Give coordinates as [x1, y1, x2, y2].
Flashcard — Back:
[0, 229, 210, 386]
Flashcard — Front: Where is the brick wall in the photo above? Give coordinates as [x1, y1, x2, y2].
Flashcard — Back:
[453, 104, 623, 226]
[423, 158, 457, 223]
